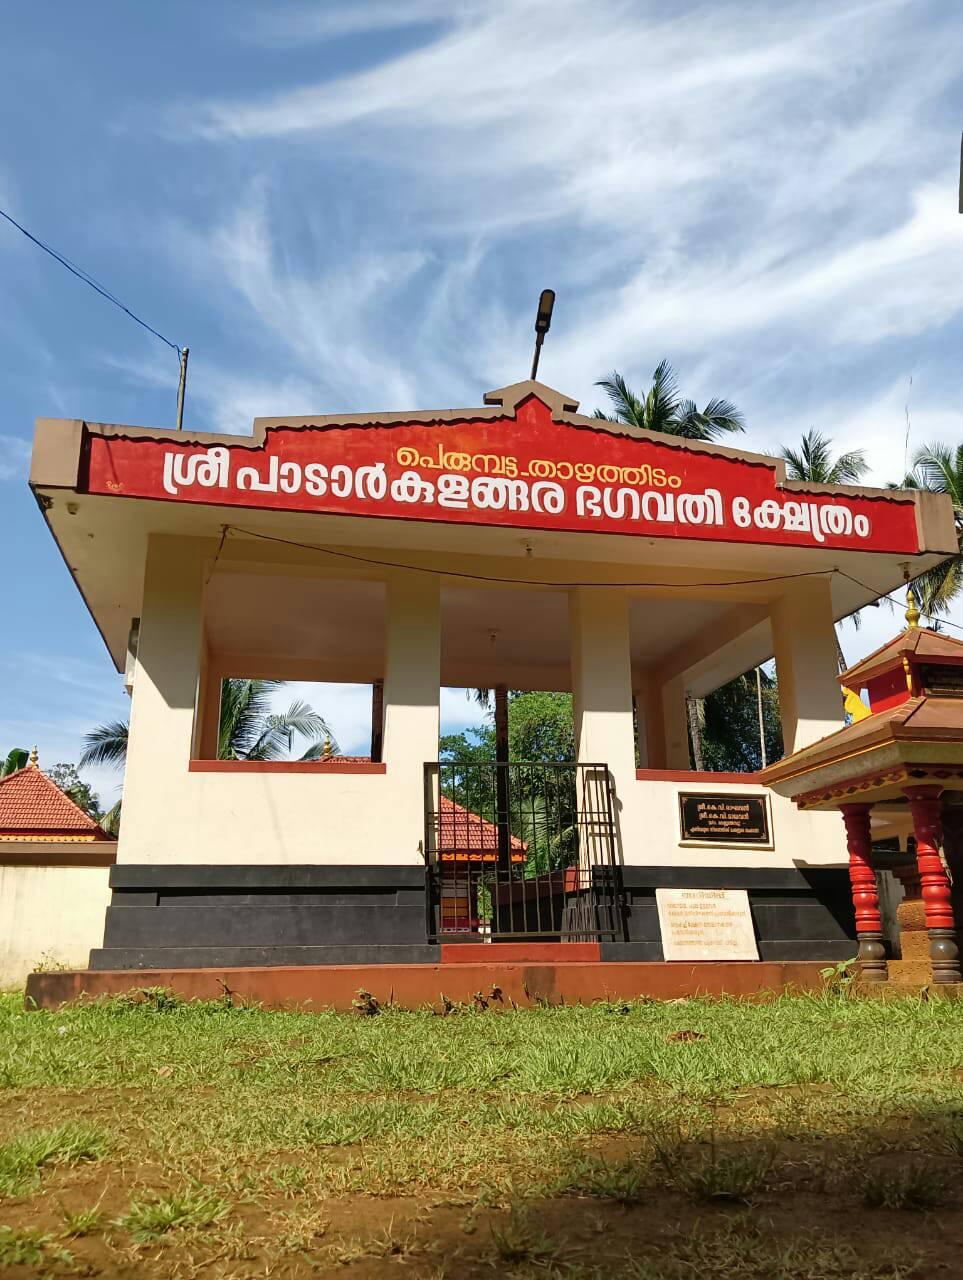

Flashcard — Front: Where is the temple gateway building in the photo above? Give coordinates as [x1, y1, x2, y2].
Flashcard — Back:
[25, 378, 960, 1003]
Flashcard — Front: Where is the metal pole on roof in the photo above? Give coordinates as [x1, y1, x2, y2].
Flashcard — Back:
[530, 289, 555, 380]
[175, 346, 190, 431]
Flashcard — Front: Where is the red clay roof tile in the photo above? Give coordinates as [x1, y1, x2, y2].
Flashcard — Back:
[0, 766, 110, 838]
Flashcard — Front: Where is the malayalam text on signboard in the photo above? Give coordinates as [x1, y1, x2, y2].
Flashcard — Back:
[679, 793, 770, 845]
[656, 888, 759, 961]
[80, 394, 922, 554]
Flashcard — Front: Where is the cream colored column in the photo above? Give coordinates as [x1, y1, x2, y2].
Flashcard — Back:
[382, 572, 441, 863]
[195, 648, 223, 761]
[118, 535, 210, 863]
[661, 679, 691, 770]
[770, 576, 844, 753]
[569, 588, 638, 862]
[642, 681, 666, 769]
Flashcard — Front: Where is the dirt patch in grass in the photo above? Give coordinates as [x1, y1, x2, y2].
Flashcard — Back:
[3, 992, 963, 1275]
[0, 1166, 952, 1277]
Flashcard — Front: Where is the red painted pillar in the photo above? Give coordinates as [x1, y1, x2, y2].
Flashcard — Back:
[840, 803, 887, 981]
[904, 785, 961, 984]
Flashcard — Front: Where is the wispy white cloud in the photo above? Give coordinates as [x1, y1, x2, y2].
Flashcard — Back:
[762, 372, 963, 489]
[242, 0, 466, 45]
[158, 0, 963, 425]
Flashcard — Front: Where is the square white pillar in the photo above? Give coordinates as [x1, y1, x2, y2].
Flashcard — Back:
[771, 577, 844, 753]
[661, 679, 691, 770]
[383, 572, 441, 861]
[569, 588, 640, 866]
[569, 587, 636, 777]
[119, 535, 210, 862]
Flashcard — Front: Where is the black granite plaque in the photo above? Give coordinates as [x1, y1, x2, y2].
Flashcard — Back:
[679, 793, 770, 845]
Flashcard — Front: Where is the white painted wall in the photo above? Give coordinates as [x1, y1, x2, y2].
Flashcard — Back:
[0, 865, 111, 989]
[118, 539, 441, 868]
[114, 537, 846, 873]
[117, 769, 428, 866]
[623, 778, 845, 868]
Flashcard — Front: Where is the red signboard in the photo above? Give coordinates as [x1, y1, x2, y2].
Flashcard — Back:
[82, 394, 920, 553]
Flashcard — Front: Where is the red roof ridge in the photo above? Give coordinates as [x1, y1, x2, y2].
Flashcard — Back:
[0, 765, 110, 839]
[840, 627, 963, 688]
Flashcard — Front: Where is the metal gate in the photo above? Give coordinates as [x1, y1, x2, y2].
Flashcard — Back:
[424, 761, 624, 942]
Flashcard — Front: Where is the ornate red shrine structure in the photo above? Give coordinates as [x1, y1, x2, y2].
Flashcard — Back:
[763, 594, 963, 985]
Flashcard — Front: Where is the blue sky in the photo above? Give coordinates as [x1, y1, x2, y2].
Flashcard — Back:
[2, 0, 962, 807]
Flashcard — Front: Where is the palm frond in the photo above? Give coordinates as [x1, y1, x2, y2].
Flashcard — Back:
[245, 698, 336, 760]
[830, 449, 869, 485]
[243, 723, 291, 762]
[913, 559, 963, 618]
[1, 748, 29, 777]
[695, 397, 745, 437]
[903, 441, 963, 617]
[646, 359, 682, 433]
[594, 371, 647, 427]
[911, 442, 963, 507]
[780, 429, 867, 484]
[218, 678, 285, 759]
[98, 799, 122, 837]
[79, 721, 129, 770]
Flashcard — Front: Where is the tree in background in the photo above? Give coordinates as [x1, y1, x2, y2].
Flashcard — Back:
[779, 428, 869, 485]
[595, 362, 745, 761]
[897, 443, 963, 619]
[440, 692, 576, 871]
[80, 679, 338, 834]
[216, 680, 337, 762]
[44, 762, 101, 822]
[1, 748, 28, 777]
[594, 361, 745, 442]
[694, 669, 783, 773]
[81, 679, 337, 773]
[779, 429, 870, 672]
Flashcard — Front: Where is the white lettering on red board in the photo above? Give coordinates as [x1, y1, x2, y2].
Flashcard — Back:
[161, 446, 873, 541]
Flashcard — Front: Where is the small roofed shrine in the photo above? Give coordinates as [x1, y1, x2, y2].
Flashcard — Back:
[0, 750, 111, 845]
[0, 750, 115, 989]
[762, 593, 963, 985]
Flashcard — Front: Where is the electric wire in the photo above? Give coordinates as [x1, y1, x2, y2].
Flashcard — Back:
[835, 569, 963, 636]
[222, 525, 963, 633]
[223, 524, 842, 590]
[0, 206, 182, 355]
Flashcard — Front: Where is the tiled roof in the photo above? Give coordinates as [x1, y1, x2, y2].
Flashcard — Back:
[437, 795, 527, 860]
[760, 694, 963, 786]
[840, 627, 963, 688]
[0, 765, 110, 839]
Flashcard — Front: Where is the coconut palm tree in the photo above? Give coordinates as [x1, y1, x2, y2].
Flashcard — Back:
[1, 748, 29, 777]
[896, 443, 963, 619]
[779, 429, 869, 486]
[80, 679, 338, 772]
[779, 429, 871, 672]
[594, 361, 745, 441]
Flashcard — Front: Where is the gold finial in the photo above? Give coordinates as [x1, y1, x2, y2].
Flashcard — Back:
[321, 736, 333, 761]
[905, 585, 920, 630]
[28, 746, 39, 768]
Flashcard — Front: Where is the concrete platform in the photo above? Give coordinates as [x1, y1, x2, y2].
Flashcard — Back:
[26, 960, 833, 1011]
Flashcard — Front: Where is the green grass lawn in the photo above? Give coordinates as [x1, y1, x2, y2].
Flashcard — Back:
[2, 988, 963, 1277]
